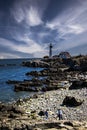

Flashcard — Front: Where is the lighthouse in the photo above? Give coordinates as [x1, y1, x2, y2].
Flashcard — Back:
[49, 43, 53, 57]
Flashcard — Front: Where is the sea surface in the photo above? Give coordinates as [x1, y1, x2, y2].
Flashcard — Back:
[0, 59, 42, 103]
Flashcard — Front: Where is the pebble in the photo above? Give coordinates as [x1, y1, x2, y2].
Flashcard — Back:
[19, 88, 87, 121]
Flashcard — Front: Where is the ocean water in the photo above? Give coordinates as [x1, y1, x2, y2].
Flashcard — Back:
[0, 59, 42, 103]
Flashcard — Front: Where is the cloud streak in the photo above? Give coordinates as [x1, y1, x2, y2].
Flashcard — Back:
[11, 0, 49, 27]
[0, 36, 47, 58]
[45, 0, 87, 54]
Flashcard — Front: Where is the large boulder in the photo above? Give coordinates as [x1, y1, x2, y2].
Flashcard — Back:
[38, 111, 45, 116]
[63, 96, 84, 107]
[69, 81, 87, 90]
[14, 78, 42, 92]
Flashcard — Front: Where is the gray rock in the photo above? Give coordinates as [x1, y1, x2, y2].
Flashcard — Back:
[62, 96, 84, 107]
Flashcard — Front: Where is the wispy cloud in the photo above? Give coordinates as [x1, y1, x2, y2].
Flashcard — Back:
[11, 6, 25, 23]
[45, 0, 87, 53]
[0, 36, 47, 58]
[11, 0, 49, 27]
[25, 6, 43, 26]
[46, 7, 86, 36]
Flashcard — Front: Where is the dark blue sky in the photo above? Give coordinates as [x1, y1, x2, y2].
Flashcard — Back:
[0, 0, 87, 58]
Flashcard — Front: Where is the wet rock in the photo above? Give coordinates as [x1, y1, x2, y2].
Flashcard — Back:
[6, 80, 22, 84]
[14, 78, 43, 92]
[63, 96, 84, 107]
[22, 60, 49, 68]
[14, 84, 41, 92]
[26, 71, 40, 77]
[26, 69, 50, 77]
[31, 78, 42, 86]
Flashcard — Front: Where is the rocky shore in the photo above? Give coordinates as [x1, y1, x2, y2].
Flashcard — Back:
[6, 55, 87, 93]
[0, 87, 87, 129]
[0, 54, 87, 129]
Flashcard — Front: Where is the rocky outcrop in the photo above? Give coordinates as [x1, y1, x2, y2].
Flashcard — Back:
[14, 78, 43, 92]
[6, 68, 68, 92]
[26, 69, 49, 77]
[71, 55, 87, 71]
[26, 71, 41, 77]
[0, 120, 87, 130]
[22, 60, 49, 68]
[80, 59, 87, 71]
[31, 121, 87, 130]
[0, 103, 24, 121]
[0, 55, 87, 130]
[0, 103, 24, 114]
[0, 87, 87, 129]
[22, 55, 87, 71]
[26, 68, 63, 78]
[14, 84, 41, 92]
[6, 80, 22, 84]
[62, 96, 84, 107]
